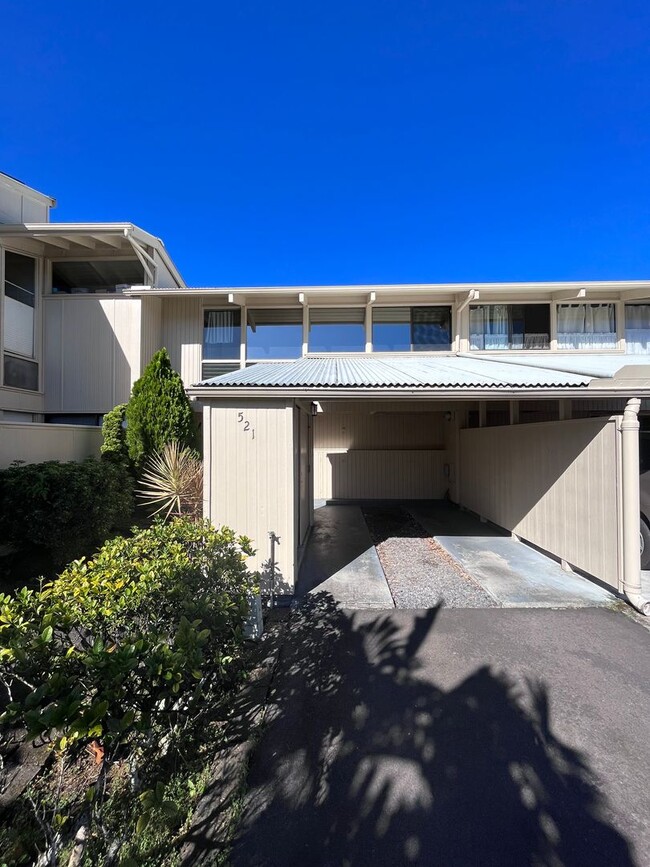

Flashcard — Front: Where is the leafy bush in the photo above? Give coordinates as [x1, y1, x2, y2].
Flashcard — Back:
[100, 402, 129, 463]
[0, 519, 256, 865]
[0, 519, 255, 758]
[138, 441, 203, 520]
[125, 348, 198, 468]
[0, 458, 134, 567]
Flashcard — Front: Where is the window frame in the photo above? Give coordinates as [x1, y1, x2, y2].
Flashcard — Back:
[371, 304, 454, 352]
[1, 245, 43, 393]
[468, 303, 552, 352]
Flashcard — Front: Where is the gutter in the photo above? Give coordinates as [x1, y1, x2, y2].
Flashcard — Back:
[621, 398, 650, 615]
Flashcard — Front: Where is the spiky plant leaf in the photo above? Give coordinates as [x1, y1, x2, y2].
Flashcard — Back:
[138, 442, 203, 520]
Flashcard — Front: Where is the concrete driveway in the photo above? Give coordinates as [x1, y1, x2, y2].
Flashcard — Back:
[232, 601, 650, 866]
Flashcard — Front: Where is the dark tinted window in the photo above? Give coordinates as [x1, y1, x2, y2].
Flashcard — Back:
[4, 355, 38, 390]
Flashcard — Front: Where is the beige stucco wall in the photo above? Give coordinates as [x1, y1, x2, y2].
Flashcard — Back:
[0, 422, 102, 468]
[204, 399, 297, 591]
[459, 416, 622, 590]
[313, 409, 448, 500]
[44, 296, 142, 413]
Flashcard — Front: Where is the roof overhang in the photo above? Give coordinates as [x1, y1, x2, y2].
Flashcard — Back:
[0, 223, 185, 287]
[125, 279, 650, 304]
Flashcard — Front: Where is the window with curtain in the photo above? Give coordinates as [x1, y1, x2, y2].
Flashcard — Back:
[309, 309, 365, 352]
[556, 303, 617, 350]
[203, 309, 241, 359]
[625, 305, 650, 354]
[4, 251, 36, 359]
[247, 308, 302, 359]
[470, 304, 550, 350]
[371, 306, 451, 351]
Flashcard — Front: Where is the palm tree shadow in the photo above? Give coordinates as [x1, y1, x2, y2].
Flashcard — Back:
[227, 593, 635, 867]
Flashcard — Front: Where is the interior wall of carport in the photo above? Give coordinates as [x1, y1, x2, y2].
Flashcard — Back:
[202, 398, 308, 594]
[458, 414, 623, 591]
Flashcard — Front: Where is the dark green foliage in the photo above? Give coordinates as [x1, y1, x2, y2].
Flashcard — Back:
[0, 458, 134, 566]
[0, 519, 256, 864]
[125, 348, 198, 467]
[100, 402, 129, 463]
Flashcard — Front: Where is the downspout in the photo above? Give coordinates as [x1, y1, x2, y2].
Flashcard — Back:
[621, 398, 650, 615]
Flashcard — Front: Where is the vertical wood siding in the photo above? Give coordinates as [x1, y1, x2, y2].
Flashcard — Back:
[140, 296, 162, 370]
[44, 297, 141, 413]
[161, 297, 202, 385]
[313, 411, 447, 499]
[206, 400, 296, 591]
[459, 417, 621, 590]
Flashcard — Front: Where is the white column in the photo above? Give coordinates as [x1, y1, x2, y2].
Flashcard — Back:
[621, 397, 650, 614]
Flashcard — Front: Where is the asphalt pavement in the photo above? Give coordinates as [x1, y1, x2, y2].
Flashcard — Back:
[232, 601, 650, 867]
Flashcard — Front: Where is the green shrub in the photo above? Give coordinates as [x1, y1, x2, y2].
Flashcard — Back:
[0, 458, 134, 566]
[100, 402, 129, 463]
[0, 519, 256, 759]
[125, 348, 198, 468]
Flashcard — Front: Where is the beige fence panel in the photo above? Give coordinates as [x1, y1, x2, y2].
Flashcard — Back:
[459, 417, 621, 590]
[0, 423, 102, 468]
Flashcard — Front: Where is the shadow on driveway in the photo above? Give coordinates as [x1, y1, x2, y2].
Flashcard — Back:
[231, 596, 638, 866]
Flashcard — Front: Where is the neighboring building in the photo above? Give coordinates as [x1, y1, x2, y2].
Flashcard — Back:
[1, 172, 649, 613]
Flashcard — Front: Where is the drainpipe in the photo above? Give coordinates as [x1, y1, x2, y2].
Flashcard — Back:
[621, 398, 650, 615]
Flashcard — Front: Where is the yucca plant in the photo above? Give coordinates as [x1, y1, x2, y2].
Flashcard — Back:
[138, 441, 203, 520]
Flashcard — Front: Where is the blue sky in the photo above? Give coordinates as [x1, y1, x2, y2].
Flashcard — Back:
[1, 1, 650, 286]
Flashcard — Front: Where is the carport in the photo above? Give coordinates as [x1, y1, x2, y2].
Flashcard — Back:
[190, 355, 650, 615]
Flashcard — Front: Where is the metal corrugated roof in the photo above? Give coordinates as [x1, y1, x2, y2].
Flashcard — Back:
[195, 355, 595, 389]
[459, 353, 644, 378]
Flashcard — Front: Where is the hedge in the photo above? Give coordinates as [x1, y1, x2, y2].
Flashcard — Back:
[0, 519, 256, 757]
[0, 457, 134, 566]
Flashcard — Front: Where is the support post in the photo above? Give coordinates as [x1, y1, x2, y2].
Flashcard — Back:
[621, 398, 650, 614]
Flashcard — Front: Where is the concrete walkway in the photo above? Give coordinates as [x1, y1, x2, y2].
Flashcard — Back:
[232, 605, 650, 866]
[411, 502, 616, 608]
[297, 505, 394, 608]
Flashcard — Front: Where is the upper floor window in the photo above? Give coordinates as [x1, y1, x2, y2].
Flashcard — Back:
[4, 251, 36, 359]
[625, 305, 650, 354]
[470, 304, 550, 350]
[372, 306, 452, 351]
[51, 259, 144, 294]
[203, 309, 241, 359]
[309, 309, 365, 352]
[557, 303, 616, 350]
[247, 309, 302, 359]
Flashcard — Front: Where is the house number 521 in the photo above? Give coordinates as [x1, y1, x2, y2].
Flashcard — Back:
[237, 412, 255, 439]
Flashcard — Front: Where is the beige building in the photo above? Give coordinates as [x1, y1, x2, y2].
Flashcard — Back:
[2, 172, 650, 614]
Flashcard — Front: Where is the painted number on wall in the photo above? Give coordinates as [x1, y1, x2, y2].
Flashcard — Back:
[237, 412, 255, 439]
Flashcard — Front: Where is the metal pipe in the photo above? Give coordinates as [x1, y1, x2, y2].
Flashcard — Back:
[621, 398, 650, 615]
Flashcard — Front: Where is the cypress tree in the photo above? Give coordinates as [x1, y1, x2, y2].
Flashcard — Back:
[125, 348, 198, 467]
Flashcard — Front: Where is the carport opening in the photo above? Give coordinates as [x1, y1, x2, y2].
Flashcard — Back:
[298, 398, 621, 609]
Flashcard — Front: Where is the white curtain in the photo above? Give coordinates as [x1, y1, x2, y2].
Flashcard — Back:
[470, 306, 509, 350]
[205, 310, 235, 344]
[557, 304, 616, 349]
[625, 305, 650, 354]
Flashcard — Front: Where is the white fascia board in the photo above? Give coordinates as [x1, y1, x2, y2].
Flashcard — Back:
[0, 173, 56, 207]
[186, 385, 650, 400]
[124, 279, 650, 298]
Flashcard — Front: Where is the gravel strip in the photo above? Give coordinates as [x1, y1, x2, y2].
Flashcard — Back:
[362, 507, 499, 609]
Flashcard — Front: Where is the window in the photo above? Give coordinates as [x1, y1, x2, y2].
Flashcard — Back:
[412, 307, 452, 351]
[51, 260, 144, 293]
[4, 251, 36, 358]
[557, 303, 616, 350]
[4, 355, 38, 390]
[203, 309, 241, 359]
[625, 305, 650, 354]
[470, 304, 550, 350]
[372, 306, 452, 351]
[309, 309, 365, 352]
[247, 309, 302, 359]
